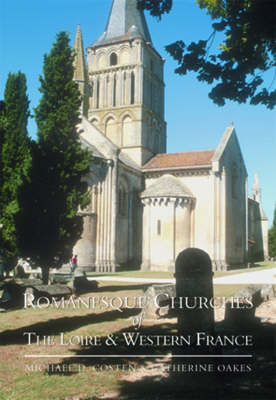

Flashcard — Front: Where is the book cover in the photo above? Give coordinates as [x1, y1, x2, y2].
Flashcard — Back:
[0, 1, 275, 399]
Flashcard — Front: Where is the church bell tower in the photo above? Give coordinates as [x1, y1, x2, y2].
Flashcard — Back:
[86, 0, 166, 166]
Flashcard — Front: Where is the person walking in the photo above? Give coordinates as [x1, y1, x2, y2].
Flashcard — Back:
[71, 255, 78, 274]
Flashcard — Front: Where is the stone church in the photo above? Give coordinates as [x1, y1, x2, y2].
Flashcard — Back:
[72, 0, 268, 272]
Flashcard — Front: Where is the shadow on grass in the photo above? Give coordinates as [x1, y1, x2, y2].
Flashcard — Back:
[45, 320, 276, 400]
[0, 308, 140, 346]
[228, 263, 273, 271]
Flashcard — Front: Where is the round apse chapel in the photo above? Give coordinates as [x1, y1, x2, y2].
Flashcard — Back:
[140, 174, 195, 271]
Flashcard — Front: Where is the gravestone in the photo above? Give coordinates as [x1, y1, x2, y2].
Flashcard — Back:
[171, 248, 218, 393]
[0, 279, 40, 308]
[0, 279, 72, 309]
[224, 284, 276, 326]
[14, 264, 28, 279]
[68, 268, 98, 294]
[141, 284, 176, 319]
[49, 274, 68, 285]
[26, 284, 72, 300]
[174, 247, 214, 335]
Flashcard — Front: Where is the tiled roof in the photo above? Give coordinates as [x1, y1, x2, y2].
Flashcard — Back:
[91, 0, 152, 47]
[141, 174, 193, 198]
[142, 150, 215, 170]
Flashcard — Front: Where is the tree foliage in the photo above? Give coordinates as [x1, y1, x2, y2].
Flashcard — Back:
[138, 0, 276, 108]
[17, 32, 92, 283]
[0, 73, 31, 270]
[268, 203, 276, 257]
[0, 101, 5, 184]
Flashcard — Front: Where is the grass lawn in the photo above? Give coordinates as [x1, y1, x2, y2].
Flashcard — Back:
[0, 281, 252, 400]
[86, 260, 276, 279]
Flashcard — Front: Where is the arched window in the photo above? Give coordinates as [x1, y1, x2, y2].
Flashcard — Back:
[91, 118, 98, 125]
[130, 71, 135, 104]
[122, 115, 132, 146]
[110, 53, 118, 66]
[105, 117, 116, 140]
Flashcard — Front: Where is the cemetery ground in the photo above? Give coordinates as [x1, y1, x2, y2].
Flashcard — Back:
[0, 262, 275, 400]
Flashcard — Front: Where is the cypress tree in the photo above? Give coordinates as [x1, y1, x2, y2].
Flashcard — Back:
[0, 100, 4, 277]
[18, 32, 92, 283]
[0, 100, 5, 192]
[0, 73, 31, 271]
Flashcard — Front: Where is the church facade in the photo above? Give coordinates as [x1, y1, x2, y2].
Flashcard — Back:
[72, 0, 268, 272]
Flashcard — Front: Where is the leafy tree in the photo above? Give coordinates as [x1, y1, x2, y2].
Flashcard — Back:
[17, 32, 92, 283]
[268, 204, 276, 257]
[0, 73, 31, 271]
[138, 0, 276, 108]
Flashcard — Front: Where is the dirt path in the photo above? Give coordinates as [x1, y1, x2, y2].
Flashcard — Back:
[88, 267, 276, 285]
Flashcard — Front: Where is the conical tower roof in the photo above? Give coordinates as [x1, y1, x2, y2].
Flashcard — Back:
[92, 0, 152, 47]
[140, 175, 193, 199]
[73, 24, 88, 82]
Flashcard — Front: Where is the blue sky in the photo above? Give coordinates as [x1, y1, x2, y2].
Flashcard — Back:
[1, 0, 275, 225]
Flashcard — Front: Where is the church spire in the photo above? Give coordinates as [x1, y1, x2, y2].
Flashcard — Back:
[73, 24, 87, 83]
[252, 174, 268, 221]
[92, 0, 152, 47]
[252, 173, 261, 202]
[73, 24, 89, 116]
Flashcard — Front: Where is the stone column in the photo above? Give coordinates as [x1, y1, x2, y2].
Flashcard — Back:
[220, 167, 227, 270]
[210, 171, 216, 265]
[110, 157, 119, 272]
[103, 171, 108, 271]
[141, 199, 151, 270]
[119, 70, 123, 106]
[126, 70, 131, 104]
[103, 74, 107, 108]
[175, 198, 193, 265]
[99, 76, 104, 108]
[95, 182, 103, 271]
[107, 160, 113, 268]
[111, 73, 115, 107]
[139, 66, 144, 105]
[135, 66, 139, 103]
[170, 197, 177, 269]
[101, 160, 114, 272]
[128, 189, 133, 261]
[93, 77, 97, 108]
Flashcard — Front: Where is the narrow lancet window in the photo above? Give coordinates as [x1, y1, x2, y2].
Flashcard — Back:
[130, 71, 135, 104]
[157, 220, 161, 235]
[110, 53, 118, 66]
